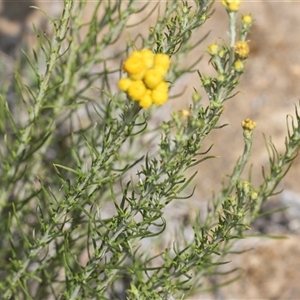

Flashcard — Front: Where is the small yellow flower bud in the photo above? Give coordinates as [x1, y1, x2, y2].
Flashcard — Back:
[181, 109, 190, 117]
[242, 14, 253, 25]
[192, 91, 201, 102]
[218, 49, 226, 58]
[234, 41, 250, 58]
[234, 60, 244, 72]
[251, 192, 258, 200]
[207, 43, 218, 56]
[201, 76, 211, 86]
[242, 180, 250, 194]
[218, 74, 225, 82]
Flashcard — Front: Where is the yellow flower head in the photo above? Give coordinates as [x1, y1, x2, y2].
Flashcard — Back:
[140, 49, 155, 69]
[118, 78, 132, 92]
[241, 118, 257, 132]
[123, 51, 147, 75]
[234, 41, 249, 58]
[222, 0, 241, 12]
[127, 80, 146, 101]
[130, 69, 147, 80]
[143, 68, 164, 89]
[151, 81, 169, 105]
[154, 53, 171, 71]
[154, 80, 168, 92]
[207, 43, 218, 56]
[139, 93, 153, 109]
[242, 14, 253, 25]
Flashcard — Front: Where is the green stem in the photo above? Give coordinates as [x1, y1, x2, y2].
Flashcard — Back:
[228, 11, 237, 66]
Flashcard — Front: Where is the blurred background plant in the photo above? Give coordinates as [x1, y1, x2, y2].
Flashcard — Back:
[0, 0, 300, 299]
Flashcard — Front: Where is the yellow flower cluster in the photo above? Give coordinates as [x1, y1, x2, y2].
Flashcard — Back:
[241, 118, 257, 132]
[118, 49, 170, 108]
[221, 0, 241, 12]
[234, 41, 249, 58]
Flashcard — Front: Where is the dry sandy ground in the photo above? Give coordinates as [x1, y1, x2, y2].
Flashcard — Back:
[1, 1, 300, 298]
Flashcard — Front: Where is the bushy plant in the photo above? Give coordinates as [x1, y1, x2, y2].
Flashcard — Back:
[0, 0, 299, 299]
